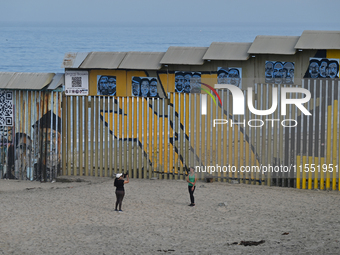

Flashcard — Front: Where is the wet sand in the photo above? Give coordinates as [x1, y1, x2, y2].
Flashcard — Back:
[1, 176, 340, 254]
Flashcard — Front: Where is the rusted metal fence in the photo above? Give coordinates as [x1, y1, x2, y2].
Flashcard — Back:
[1, 80, 339, 190]
[61, 79, 340, 190]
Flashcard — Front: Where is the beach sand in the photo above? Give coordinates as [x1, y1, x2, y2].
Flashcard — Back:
[1, 176, 340, 254]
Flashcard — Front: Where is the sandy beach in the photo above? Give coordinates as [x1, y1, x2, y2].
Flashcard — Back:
[1, 176, 340, 255]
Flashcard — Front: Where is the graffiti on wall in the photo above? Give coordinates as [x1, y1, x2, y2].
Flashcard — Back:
[265, 61, 295, 84]
[217, 67, 242, 88]
[132, 76, 158, 97]
[304, 58, 339, 79]
[0, 91, 13, 126]
[97, 75, 116, 96]
[175, 72, 201, 93]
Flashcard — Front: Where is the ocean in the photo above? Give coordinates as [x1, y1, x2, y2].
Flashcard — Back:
[0, 21, 338, 73]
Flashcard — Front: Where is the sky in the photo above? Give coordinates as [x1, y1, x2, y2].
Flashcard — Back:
[1, 0, 340, 26]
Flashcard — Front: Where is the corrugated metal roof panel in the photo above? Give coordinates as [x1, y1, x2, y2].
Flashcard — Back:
[160, 47, 208, 65]
[118, 52, 165, 70]
[47, 73, 64, 90]
[295, 30, 340, 49]
[61, 52, 89, 68]
[0, 72, 54, 90]
[0, 72, 14, 88]
[248, 36, 300, 55]
[80, 52, 127, 69]
[203, 42, 252, 60]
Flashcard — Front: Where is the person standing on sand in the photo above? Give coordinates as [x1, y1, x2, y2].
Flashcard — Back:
[114, 173, 129, 212]
[186, 167, 197, 207]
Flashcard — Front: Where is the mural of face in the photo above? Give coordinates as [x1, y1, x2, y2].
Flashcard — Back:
[98, 76, 109, 95]
[0, 126, 12, 144]
[141, 80, 150, 97]
[149, 79, 158, 97]
[265, 62, 274, 82]
[190, 74, 201, 93]
[273, 62, 283, 84]
[282, 62, 294, 84]
[132, 81, 140, 96]
[328, 62, 338, 78]
[175, 74, 184, 92]
[15, 133, 32, 179]
[184, 73, 191, 93]
[45, 128, 61, 169]
[217, 70, 228, 84]
[227, 69, 240, 87]
[107, 77, 116, 95]
[31, 110, 62, 181]
[319, 61, 328, 78]
[309, 61, 319, 78]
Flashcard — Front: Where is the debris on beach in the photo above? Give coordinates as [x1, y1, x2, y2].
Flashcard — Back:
[26, 187, 42, 190]
[282, 232, 289, 235]
[229, 240, 265, 246]
[218, 202, 228, 207]
[239, 240, 265, 246]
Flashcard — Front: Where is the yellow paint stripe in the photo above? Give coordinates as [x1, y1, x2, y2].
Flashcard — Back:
[149, 99, 153, 178]
[296, 155, 301, 189]
[234, 122, 238, 180]
[164, 98, 168, 177]
[138, 98, 143, 178]
[180, 94, 185, 179]
[228, 94, 233, 181]
[174, 93, 179, 177]
[239, 128, 244, 182]
[302, 156, 307, 189]
[314, 157, 319, 190]
[206, 97, 211, 173]
[169, 94, 174, 177]
[196, 95, 201, 179]
[185, 94, 190, 170]
[332, 99, 338, 190]
[217, 96, 222, 182]
[144, 99, 148, 179]
[245, 104, 249, 184]
[320, 157, 325, 190]
[159, 99, 163, 177]
[212, 96, 216, 173]
[308, 156, 313, 190]
[154, 99, 158, 174]
[326, 105, 332, 190]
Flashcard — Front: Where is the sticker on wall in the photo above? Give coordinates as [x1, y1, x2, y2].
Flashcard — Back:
[97, 75, 116, 96]
[0, 91, 13, 126]
[175, 71, 201, 93]
[217, 67, 242, 88]
[65, 71, 89, 96]
[304, 58, 339, 79]
[265, 61, 295, 84]
[132, 76, 158, 97]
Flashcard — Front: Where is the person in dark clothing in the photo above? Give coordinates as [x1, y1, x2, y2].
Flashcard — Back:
[114, 173, 129, 212]
[186, 167, 197, 207]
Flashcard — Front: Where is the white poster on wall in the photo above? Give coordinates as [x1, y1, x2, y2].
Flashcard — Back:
[65, 71, 89, 96]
